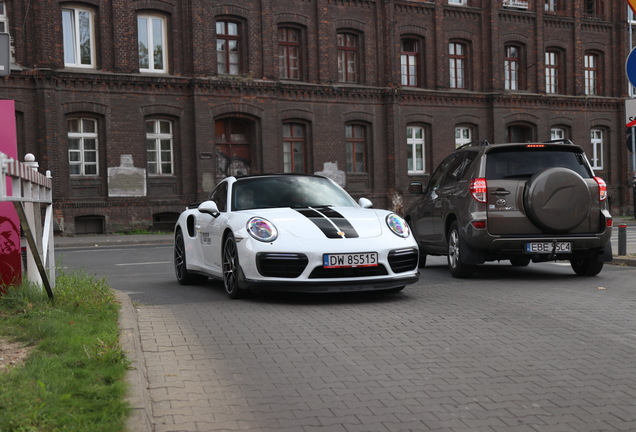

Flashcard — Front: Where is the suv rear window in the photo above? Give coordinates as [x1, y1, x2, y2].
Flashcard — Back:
[485, 148, 591, 180]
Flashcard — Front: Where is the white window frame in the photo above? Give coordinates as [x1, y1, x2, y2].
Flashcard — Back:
[62, 7, 95, 68]
[455, 126, 472, 148]
[0, 2, 7, 34]
[448, 0, 466, 5]
[590, 128, 603, 170]
[407, 126, 425, 174]
[138, 14, 167, 73]
[68, 118, 99, 176]
[146, 119, 174, 175]
[504, 46, 519, 90]
[545, 51, 558, 94]
[550, 127, 565, 141]
[545, 0, 556, 12]
[0, 1, 13, 63]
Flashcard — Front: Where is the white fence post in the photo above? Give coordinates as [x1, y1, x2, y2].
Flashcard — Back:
[0, 151, 55, 298]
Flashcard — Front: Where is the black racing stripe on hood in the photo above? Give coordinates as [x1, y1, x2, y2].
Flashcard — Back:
[295, 208, 359, 239]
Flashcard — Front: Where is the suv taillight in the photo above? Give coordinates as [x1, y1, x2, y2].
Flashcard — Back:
[594, 177, 607, 201]
[469, 178, 487, 203]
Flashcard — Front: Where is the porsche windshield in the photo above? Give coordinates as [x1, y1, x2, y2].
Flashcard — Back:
[232, 176, 357, 210]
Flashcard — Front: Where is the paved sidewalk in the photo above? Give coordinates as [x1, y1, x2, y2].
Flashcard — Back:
[53, 219, 636, 432]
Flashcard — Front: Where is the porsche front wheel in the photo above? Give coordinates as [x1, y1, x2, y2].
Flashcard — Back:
[223, 234, 248, 299]
[174, 229, 207, 285]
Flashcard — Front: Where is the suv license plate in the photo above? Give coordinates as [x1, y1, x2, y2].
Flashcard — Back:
[323, 252, 378, 268]
[526, 242, 571, 254]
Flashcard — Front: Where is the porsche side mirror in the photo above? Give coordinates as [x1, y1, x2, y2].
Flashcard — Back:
[198, 200, 220, 217]
[408, 182, 423, 194]
[358, 197, 373, 208]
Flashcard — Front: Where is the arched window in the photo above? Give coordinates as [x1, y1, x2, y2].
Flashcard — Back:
[401, 38, 420, 87]
[283, 122, 307, 173]
[504, 45, 521, 90]
[449, 41, 467, 89]
[138, 14, 168, 73]
[345, 124, 367, 173]
[216, 20, 242, 75]
[337, 32, 359, 83]
[68, 117, 98, 176]
[279, 27, 302, 80]
[146, 119, 174, 175]
[407, 126, 425, 174]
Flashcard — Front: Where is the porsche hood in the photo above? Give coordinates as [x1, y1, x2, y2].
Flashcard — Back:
[248, 207, 386, 239]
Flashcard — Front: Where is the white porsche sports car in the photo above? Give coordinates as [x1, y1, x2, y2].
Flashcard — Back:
[174, 174, 419, 298]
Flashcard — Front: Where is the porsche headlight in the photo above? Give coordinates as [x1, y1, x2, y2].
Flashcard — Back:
[247, 217, 278, 242]
[386, 214, 410, 238]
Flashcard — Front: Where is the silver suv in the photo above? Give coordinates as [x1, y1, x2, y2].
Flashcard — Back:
[405, 140, 613, 277]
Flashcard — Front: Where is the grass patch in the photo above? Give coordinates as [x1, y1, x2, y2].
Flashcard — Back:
[0, 272, 130, 432]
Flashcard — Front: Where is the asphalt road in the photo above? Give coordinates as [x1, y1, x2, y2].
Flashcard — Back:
[56, 245, 636, 432]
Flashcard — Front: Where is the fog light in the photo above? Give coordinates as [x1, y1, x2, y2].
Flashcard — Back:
[471, 220, 486, 229]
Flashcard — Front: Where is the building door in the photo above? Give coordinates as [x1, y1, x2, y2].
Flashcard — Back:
[215, 118, 252, 182]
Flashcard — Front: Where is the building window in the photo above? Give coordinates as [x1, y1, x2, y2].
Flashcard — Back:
[401, 38, 419, 87]
[407, 126, 425, 174]
[279, 27, 301, 80]
[216, 20, 241, 75]
[337, 32, 359, 83]
[504, 45, 520, 90]
[68, 118, 98, 176]
[590, 128, 603, 170]
[146, 120, 173, 175]
[455, 126, 472, 148]
[345, 124, 367, 173]
[0, 1, 6, 33]
[449, 42, 465, 89]
[545, 50, 560, 94]
[62, 7, 95, 68]
[283, 123, 306, 173]
[550, 127, 566, 141]
[448, 0, 466, 4]
[138, 15, 167, 73]
[584, 53, 598, 96]
[544, 0, 564, 12]
[585, 0, 604, 17]
[0, 1, 13, 63]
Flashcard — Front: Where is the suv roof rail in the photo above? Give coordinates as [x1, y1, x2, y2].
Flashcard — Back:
[542, 139, 574, 145]
[457, 139, 491, 150]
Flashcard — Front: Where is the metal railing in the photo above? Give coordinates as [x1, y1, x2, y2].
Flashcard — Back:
[0, 152, 54, 298]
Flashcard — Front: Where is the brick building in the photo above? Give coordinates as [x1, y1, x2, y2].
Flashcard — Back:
[0, 0, 633, 234]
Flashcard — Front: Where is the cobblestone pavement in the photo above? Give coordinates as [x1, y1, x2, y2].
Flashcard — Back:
[117, 262, 636, 432]
[58, 218, 636, 432]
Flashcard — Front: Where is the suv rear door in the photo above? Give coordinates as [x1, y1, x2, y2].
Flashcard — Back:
[484, 145, 601, 235]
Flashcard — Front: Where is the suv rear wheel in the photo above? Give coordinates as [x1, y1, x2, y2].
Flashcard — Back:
[447, 221, 475, 278]
[570, 256, 604, 276]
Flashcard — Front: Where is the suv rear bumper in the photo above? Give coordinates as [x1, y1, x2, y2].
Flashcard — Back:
[463, 232, 613, 264]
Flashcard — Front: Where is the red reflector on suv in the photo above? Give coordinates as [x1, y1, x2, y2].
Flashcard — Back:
[469, 178, 487, 203]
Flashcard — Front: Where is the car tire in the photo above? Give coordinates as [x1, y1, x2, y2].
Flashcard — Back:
[524, 167, 591, 233]
[570, 256, 604, 276]
[510, 257, 530, 267]
[174, 229, 207, 285]
[447, 221, 475, 278]
[223, 233, 248, 299]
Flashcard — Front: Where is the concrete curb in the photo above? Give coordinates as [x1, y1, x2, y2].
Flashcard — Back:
[115, 290, 153, 432]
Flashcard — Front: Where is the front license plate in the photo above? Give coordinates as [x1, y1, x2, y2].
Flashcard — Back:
[526, 242, 571, 253]
[323, 252, 378, 268]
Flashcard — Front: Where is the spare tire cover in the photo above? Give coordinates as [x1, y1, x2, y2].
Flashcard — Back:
[524, 167, 591, 233]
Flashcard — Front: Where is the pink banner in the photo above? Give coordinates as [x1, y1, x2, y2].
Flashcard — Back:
[0, 99, 21, 289]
